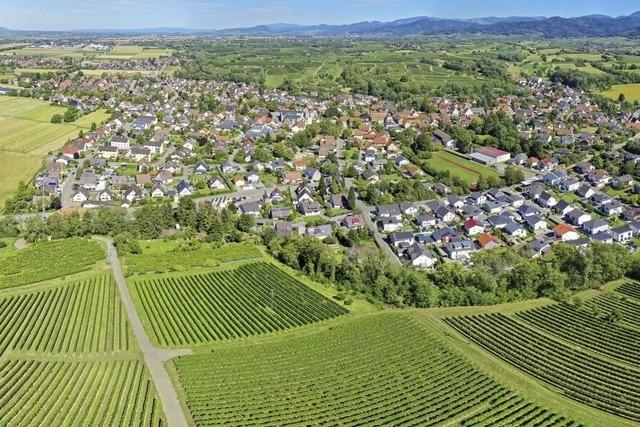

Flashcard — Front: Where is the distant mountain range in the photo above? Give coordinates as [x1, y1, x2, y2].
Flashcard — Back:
[2, 12, 640, 37]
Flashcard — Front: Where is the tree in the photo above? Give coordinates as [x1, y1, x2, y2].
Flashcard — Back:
[50, 114, 63, 124]
[619, 93, 626, 102]
[504, 166, 525, 186]
[347, 187, 357, 210]
[236, 214, 255, 232]
[177, 197, 197, 229]
[113, 232, 142, 255]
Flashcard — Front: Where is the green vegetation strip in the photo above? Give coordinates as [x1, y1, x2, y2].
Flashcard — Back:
[131, 262, 348, 346]
[0, 238, 104, 289]
[171, 314, 578, 426]
[445, 313, 640, 421]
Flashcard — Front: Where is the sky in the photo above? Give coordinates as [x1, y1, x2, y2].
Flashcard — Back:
[0, 0, 639, 31]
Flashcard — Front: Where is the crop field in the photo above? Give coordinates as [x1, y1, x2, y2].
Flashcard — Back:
[0, 151, 43, 206]
[0, 238, 104, 289]
[516, 303, 640, 366]
[130, 262, 348, 346]
[171, 314, 578, 426]
[426, 150, 500, 184]
[617, 281, 640, 300]
[587, 293, 640, 329]
[124, 240, 262, 274]
[0, 96, 111, 207]
[100, 46, 173, 59]
[73, 108, 111, 128]
[0, 47, 101, 58]
[0, 116, 79, 154]
[600, 84, 640, 102]
[446, 313, 640, 421]
[0, 359, 164, 426]
[0, 275, 131, 355]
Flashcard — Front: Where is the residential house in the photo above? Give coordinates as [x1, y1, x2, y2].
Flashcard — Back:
[553, 223, 579, 242]
[582, 219, 610, 235]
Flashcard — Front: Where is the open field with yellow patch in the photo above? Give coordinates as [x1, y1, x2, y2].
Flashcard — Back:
[600, 84, 640, 102]
[100, 45, 173, 59]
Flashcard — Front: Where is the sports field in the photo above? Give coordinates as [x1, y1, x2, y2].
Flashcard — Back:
[425, 150, 500, 184]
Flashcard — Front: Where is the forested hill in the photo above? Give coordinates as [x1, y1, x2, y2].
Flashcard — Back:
[214, 12, 640, 38]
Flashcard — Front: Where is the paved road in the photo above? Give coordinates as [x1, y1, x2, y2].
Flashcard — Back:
[356, 200, 402, 266]
[97, 237, 192, 427]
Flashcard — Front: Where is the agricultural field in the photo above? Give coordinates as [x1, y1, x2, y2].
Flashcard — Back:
[130, 262, 348, 346]
[425, 150, 500, 184]
[73, 108, 111, 128]
[0, 238, 104, 289]
[0, 274, 131, 355]
[587, 293, 640, 329]
[599, 84, 640, 101]
[170, 313, 579, 426]
[445, 312, 640, 421]
[616, 281, 640, 300]
[515, 303, 640, 366]
[123, 240, 262, 274]
[0, 151, 44, 206]
[0, 47, 101, 58]
[0, 254, 166, 425]
[100, 45, 173, 60]
[0, 96, 111, 207]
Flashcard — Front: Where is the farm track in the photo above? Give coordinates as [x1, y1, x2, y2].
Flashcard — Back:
[97, 237, 191, 427]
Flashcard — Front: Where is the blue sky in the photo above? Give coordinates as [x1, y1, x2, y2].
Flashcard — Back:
[1, 0, 638, 30]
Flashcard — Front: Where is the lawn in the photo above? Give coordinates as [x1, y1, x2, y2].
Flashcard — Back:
[599, 84, 640, 101]
[425, 150, 500, 184]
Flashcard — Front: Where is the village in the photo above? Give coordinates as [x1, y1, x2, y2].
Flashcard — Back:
[7, 59, 640, 270]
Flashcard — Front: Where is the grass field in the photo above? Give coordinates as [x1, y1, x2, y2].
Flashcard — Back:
[0, 96, 111, 208]
[0, 151, 44, 206]
[130, 262, 348, 347]
[0, 238, 105, 289]
[171, 313, 580, 426]
[0, 47, 101, 58]
[426, 150, 500, 184]
[599, 84, 640, 101]
[123, 240, 262, 274]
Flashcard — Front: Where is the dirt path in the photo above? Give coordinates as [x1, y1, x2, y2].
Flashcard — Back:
[96, 237, 192, 427]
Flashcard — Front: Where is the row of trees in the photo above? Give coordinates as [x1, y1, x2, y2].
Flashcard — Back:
[263, 229, 635, 308]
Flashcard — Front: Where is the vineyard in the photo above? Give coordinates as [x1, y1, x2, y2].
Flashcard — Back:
[516, 303, 640, 365]
[616, 282, 640, 301]
[587, 293, 640, 330]
[131, 262, 348, 346]
[171, 314, 578, 426]
[445, 313, 640, 421]
[0, 359, 165, 426]
[0, 275, 132, 356]
[0, 238, 104, 289]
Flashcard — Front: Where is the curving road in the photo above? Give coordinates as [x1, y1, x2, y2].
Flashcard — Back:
[96, 237, 192, 427]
